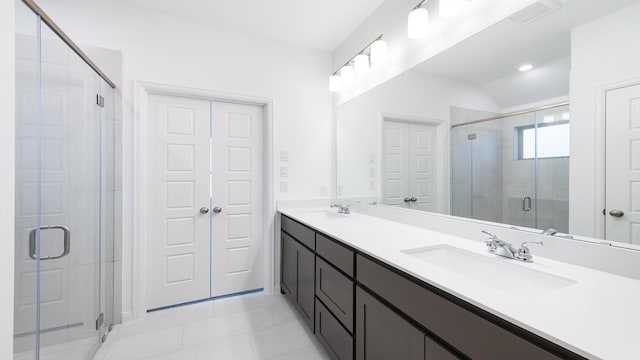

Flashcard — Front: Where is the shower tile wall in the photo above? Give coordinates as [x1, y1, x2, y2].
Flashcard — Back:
[451, 107, 502, 222]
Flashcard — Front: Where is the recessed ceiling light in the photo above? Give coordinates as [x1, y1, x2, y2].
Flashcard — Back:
[519, 64, 533, 72]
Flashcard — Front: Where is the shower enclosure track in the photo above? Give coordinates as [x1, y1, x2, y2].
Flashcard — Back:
[21, 0, 117, 89]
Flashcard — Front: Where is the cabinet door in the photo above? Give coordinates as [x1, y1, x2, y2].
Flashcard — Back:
[426, 337, 460, 360]
[281, 232, 297, 300]
[316, 257, 354, 332]
[298, 244, 315, 329]
[356, 286, 424, 360]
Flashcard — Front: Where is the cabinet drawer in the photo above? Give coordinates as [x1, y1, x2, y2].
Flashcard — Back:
[316, 257, 354, 332]
[356, 255, 566, 360]
[316, 298, 354, 360]
[316, 232, 354, 277]
[281, 215, 315, 250]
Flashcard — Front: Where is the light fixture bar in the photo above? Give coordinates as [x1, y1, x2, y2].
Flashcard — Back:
[413, 0, 428, 10]
[332, 34, 384, 75]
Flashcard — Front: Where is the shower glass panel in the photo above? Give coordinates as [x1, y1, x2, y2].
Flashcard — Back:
[14, 2, 40, 357]
[14, 1, 115, 358]
[451, 105, 570, 233]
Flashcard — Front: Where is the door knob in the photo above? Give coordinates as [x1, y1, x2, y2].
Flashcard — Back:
[213, 207, 223, 214]
[200, 207, 210, 214]
[609, 209, 624, 218]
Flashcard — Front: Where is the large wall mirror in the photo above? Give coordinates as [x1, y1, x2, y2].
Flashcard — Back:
[336, 0, 640, 247]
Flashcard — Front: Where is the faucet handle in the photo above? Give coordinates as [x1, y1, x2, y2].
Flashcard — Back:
[515, 241, 543, 262]
[481, 230, 497, 240]
[520, 241, 543, 250]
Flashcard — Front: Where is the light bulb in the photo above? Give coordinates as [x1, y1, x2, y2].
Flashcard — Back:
[408, 7, 429, 39]
[329, 75, 342, 92]
[340, 66, 354, 84]
[370, 39, 388, 64]
[354, 54, 370, 75]
[439, 0, 466, 18]
[519, 64, 533, 72]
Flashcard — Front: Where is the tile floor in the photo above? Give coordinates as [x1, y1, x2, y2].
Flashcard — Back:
[93, 292, 330, 360]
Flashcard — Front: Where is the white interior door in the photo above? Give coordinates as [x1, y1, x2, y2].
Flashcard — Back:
[211, 101, 264, 297]
[146, 94, 211, 310]
[605, 84, 640, 245]
[408, 123, 437, 212]
[383, 120, 437, 211]
[383, 121, 409, 207]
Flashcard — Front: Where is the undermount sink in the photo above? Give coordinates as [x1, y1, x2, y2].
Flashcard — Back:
[402, 245, 576, 297]
[301, 209, 349, 219]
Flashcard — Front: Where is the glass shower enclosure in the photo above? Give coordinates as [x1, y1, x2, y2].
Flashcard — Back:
[14, 1, 116, 359]
[451, 104, 570, 233]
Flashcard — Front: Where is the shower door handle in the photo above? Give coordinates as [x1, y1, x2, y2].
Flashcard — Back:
[29, 225, 71, 261]
[522, 197, 532, 212]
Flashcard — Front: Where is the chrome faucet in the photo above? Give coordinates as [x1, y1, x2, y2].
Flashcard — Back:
[330, 203, 351, 214]
[481, 231, 543, 262]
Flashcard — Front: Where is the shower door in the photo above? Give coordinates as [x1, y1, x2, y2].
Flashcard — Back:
[14, 2, 113, 358]
[451, 105, 570, 233]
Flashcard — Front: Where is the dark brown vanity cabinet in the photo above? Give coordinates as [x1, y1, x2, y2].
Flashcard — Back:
[280, 220, 315, 329]
[280, 214, 584, 360]
[356, 286, 426, 360]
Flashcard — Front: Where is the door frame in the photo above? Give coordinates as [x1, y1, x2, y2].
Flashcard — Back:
[594, 78, 640, 241]
[379, 113, 448, 215]
[131, 81, 274, 320]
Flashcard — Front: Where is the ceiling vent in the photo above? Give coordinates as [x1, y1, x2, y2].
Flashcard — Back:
[508, 0, 564, 25]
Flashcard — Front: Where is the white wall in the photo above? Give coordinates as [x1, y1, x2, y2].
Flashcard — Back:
[570, 2, 640, 238]
[332, 0, 538, 104]
[37, 0, 333, 320]
[337, 69, 500, 206]
[0, 0, 15, 356]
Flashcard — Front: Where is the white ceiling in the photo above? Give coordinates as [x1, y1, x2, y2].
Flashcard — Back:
[414, 0, 640, 108]
[416, 0, 640, 85]
[104, 0, 386, 52]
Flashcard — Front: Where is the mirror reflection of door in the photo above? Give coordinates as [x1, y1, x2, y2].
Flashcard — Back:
[605, 83, 640, 245]
[382, 120, 437, 212]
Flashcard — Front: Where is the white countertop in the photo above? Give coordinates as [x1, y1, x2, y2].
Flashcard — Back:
[279, 207, 640, 360]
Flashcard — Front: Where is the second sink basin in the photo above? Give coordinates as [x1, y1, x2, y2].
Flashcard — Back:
[402, 245, 576, 297]
[300, 209, 349, 220]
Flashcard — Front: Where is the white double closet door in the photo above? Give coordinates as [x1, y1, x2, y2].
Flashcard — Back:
[605, 83, 640, 245]
[383, 120, 437, 212]
[146, 94, 264, 310]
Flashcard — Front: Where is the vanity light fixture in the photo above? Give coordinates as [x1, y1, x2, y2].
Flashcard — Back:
[329, 75, 342, 92]
[340, 65, 355, 84]
[439, 0, 467, 18]
[519, 64, 534, 72]
[354, 54, 370, 75]
[408, 0, 429, 39]
[371, 38, 389, 64]
[329, 34, 386, 92]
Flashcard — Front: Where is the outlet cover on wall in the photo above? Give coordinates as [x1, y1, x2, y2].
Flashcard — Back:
[280, 180, 289, 193]
[280, 150, 289, 162]
[280, 166, 289, 177]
